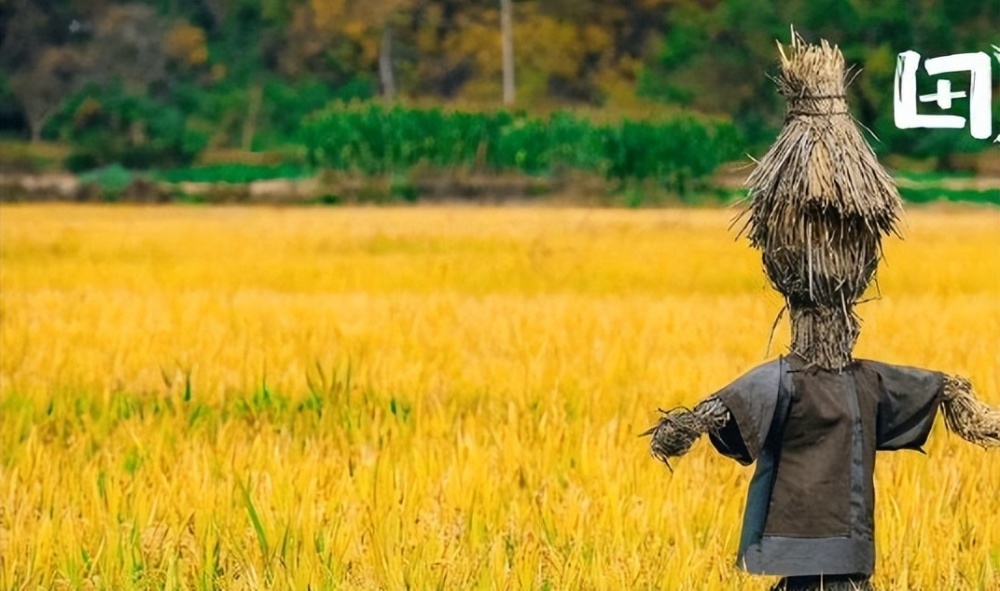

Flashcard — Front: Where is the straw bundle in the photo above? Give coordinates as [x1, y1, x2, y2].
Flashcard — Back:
[789, 306, 860, 368]
[643, 397, 729, 469]
[737, 33, 903, 368]
[942, 375, 1000, 448]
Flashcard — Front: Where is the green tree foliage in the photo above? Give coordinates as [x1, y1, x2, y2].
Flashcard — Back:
[50, 85, 207, 171]
[0, 0, 995, 171]
[639, 0, 999, 155]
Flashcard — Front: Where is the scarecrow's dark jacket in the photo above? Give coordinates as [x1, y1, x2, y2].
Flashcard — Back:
[709, 354, 943, 576]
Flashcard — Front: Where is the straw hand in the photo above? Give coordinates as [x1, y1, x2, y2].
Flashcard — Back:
[642, 396, 730, 471]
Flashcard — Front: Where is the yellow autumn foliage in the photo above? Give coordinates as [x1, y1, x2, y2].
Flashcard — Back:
[165, 23, 209, 68]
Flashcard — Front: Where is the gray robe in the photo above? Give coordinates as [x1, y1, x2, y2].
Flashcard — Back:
[708, 354, 943, 576]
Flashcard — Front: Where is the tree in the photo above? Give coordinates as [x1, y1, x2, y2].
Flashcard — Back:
[87, 4, 168, 93]
[9, 47, 87, 142]
[373, 0, 416, 101]
[639, 0, 999, 157]
[277, 0, 408, 99]
[54, 85, 207, 171]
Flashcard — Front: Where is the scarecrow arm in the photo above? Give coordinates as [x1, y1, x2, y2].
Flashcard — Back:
[645, 360, 784, 469]
[941, 374, 1000, 449]
[643, 396, 732, 469]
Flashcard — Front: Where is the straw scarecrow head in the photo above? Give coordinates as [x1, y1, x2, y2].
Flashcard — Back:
[737, 33, 903, 369]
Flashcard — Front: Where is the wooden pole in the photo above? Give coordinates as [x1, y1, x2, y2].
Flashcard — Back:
[500, 0, 515, 106]
[379, 25, 396, 101]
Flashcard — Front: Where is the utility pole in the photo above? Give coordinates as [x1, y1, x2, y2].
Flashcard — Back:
[379, 25, 396, 101]
[500, 0, 515, 106]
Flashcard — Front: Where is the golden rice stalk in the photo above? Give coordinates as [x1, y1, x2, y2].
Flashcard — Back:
[942, 375, 1000, 448]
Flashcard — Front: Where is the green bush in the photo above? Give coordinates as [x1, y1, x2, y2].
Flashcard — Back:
[51, 85, 207, 172]
[77, 164, 134, 201]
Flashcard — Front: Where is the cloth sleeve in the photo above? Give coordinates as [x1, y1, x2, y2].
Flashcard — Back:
[865, 360, 945, 451]
[708, 360, 783, 465]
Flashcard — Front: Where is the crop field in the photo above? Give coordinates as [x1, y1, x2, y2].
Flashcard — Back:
[1, 205, 998, 591]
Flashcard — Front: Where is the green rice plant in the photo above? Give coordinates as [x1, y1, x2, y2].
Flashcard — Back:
[302, 105, 742, 194]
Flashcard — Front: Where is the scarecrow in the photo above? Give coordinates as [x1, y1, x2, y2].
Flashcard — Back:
[643, 34, 1000, 591]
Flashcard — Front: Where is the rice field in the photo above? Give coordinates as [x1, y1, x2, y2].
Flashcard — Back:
[1, 204, 998, 591]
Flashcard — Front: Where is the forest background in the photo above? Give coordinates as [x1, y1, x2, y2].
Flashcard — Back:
[1, 0, 997, 204]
